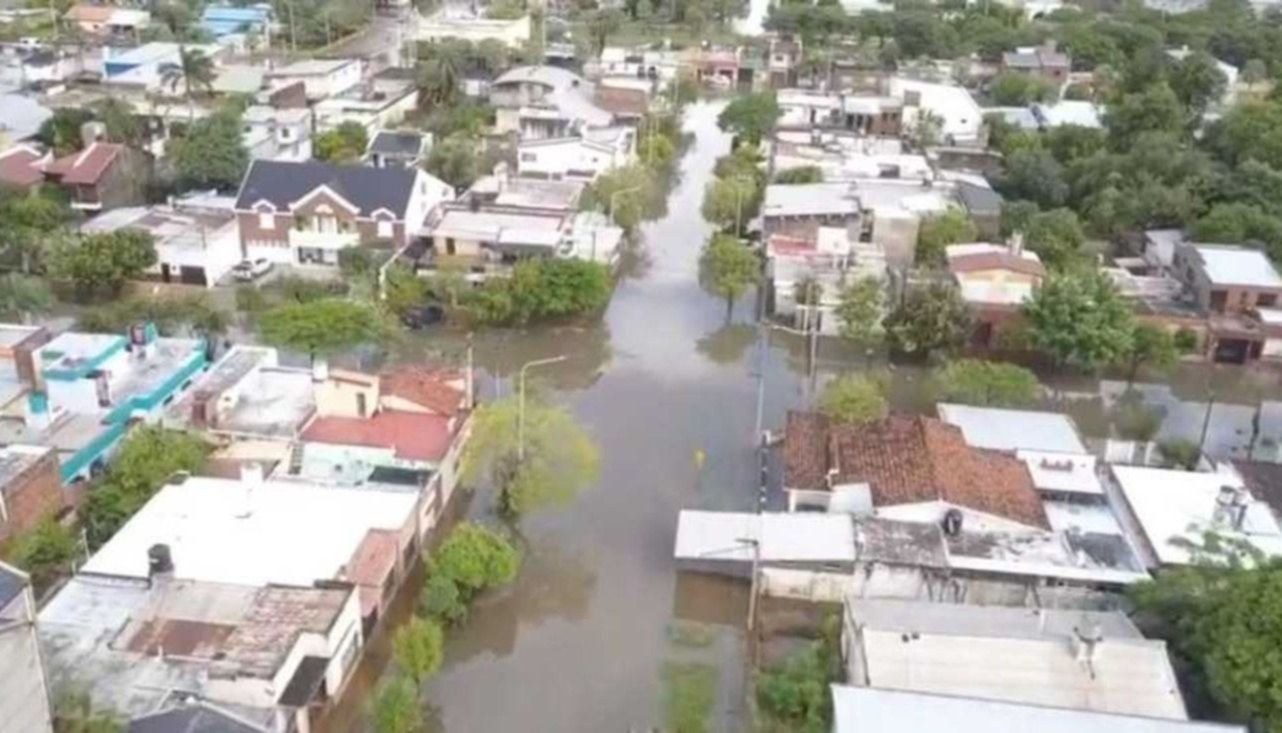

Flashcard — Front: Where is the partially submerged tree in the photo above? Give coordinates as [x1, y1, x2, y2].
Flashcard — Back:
[421, 522, 521, 623]
[884, 283, 971, 359]
[931, 359, 1042, 408]
[393, 615, 445, 684]
[1118, 324, 1179, 385]
[1023, 271, 1134, 371]
[818, 374, 888, 425]
[258, 298, 392, 365]
[368, 674, 422, 733]
[916, 208, 978, 266]
[716, 91, 781, 146]
[835, 276, 884, 359]
[462, 395, 600, 518]
[698, 233, 759, 320]
[47, 231, 156, 300]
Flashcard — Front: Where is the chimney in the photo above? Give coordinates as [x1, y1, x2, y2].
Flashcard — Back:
[312, 357, 329, 383]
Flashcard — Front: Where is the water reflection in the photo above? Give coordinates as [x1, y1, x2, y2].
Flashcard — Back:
[696, 323, 758, 366]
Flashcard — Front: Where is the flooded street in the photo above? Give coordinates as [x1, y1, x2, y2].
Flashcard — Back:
[406, 100, 772, 732]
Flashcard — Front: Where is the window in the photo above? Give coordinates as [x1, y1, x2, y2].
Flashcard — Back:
[377, 219, 393, 238]
[1259, 294, 1278, 307]
[356, 392, 367, 417]
[259, 213, 274, 230]
[520, 152, 536, 162]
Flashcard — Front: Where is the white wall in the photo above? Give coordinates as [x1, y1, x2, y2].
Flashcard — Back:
[152, 225, 243, 287]
[875, 501, 1042, 534]
[517, 140, 625, 181]
[0, 621, 53, 733]
[405, 170, 455, 229]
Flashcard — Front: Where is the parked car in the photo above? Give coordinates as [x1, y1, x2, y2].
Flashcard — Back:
[400, 304, 445, 329]
[232, 258, 273, 281]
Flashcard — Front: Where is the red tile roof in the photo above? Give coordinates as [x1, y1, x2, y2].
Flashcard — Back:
[301, 409, 453, 461]
[379, 365, 465, 417]
[595, 86, 648, 118]
[43, 142, 122, 185]
[347, 528, 400, 616]
[948, 252, 1046, 278]
[0, 147, 45, 188]
[784, 411, 1048, 529]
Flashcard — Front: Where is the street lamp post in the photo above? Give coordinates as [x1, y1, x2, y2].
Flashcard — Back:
[518, 355, 568, 462]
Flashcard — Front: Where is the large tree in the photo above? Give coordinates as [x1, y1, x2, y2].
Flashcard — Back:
[916, 208, 978, 265]
[717, 92, 781, 146]
[701, 175, 760, 235]
[258, 298, 392, 365]
[160, 47, 216, 120]
[0, 191, 70, 274]
[1131, 562, 1282, 730]
[818, 374, 888, 425]
[931, 359, 1042, 407]
[421, 522, 521, 623]
[835, 276, 884, 356]
[169, 107, 250, 191]
[698, 233, 759, 319]
[1118, 323, 1179, 385]
[393, 615, 444, 684]
[461, 395, 599, 518]
[1023, 271, 1135, 371]
[313, 121, 369, 163]
[1169, 50, 1228, 115]
[47, 231, 156, 299]
[1024, 208, 1086, 271]
[884, 283, 971, 359]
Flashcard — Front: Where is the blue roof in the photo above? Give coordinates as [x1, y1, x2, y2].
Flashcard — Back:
[200, 5, 270, 36]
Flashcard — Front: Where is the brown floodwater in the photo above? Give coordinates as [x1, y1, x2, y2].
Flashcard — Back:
[319, 100, 1282, 732]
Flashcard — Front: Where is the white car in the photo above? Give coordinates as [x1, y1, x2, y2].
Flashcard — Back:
[232, 258, 273, 282]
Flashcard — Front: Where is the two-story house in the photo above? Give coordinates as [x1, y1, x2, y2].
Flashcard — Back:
[1175, 243, 1282, 363]
[1000, 41, 1071, 85]
[233, 160, 453, 267]
[490, 65, 614, 139]
[42, 142, 153, 212]
[242, 105, 313, 162]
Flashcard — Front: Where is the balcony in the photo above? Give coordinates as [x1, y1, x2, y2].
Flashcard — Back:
[288, 227, 358, 252]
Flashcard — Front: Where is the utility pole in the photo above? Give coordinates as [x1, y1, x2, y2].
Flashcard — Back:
[517, 355, 567, 461]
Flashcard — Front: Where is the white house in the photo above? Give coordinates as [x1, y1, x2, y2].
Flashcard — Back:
[266, 58, 362, 102]
[81, 201, 242, 287]
[413, 12, 531, 48]
[888, 77, 984, 146]
[242, 105, 312, 162]
[516, 127, 635, 181]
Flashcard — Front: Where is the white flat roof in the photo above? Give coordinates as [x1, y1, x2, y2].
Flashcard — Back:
[81, 475, 416, 587]
[831, 686, 1242, 733]
[763, 183, 860, 218]
[938, 404, 1086, 453]
[674, 510, 856, 564]
[860, 628, 1188, 719]
[1193, 245, 1282, 288]
[1112, 465, 1282, 566]
[1018, 450, 1103, 495]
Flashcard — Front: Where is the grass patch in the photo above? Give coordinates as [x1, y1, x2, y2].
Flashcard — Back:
[666, 621, 719, 648]
[662, 661, 717, 733]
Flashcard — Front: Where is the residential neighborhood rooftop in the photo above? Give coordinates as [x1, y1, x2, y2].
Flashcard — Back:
[937, 403, 1087, 454]
[1190, 245, 1282, 288]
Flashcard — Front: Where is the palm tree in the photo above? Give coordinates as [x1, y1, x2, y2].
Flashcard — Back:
[417, 52, 461, 108]
[160, 48, 216, 120]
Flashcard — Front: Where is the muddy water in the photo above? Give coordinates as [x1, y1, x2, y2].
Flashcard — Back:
[331, 101, 1282, 732]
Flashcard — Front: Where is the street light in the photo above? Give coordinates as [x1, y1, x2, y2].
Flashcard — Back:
[518, 355, 568, 462]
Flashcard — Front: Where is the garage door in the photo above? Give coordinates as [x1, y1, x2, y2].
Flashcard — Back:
[179, 266, 207, 287]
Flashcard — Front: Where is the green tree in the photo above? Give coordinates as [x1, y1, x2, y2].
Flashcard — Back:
[93, 98, 145, 147]
[701, 175, 759, 235]
[314, 121, 370, 163]
[990, 72, 1055, 105]
[258, 298, 392, 365]
[8, 519, 78, 592]
[1106, 83, 1187, 149]
[698, 233, 759, 320]
[159, 47, 216, 119]
[462, 395, 600, 518]
[1024, 208, 1086, 270]
[1211, 100, 1282, 168]
[425, 134, 479, 189]
[716, 92, 781, 146]
[755, 641, 833, 733]
[80, 428, 209, 548]
[818, 374, 888, 424]
[1131, 563, 1282, 729]
[47, 231, 157, 300]
[393, 615, 445, 684]
[0, 192, 72, 274]
[432, 522, 521, 591]
[1192, 203, 1282, 259]
[916, 208, 978, 265]
[1000, 148, 1069, 210]
[1119, 324, 1178, 385]
[417, 46, 463, 107]
[54, 688, 125, 733]
[0, 274, 54, 323]
[586, 8, 625, 54]
[169, 108, 250, 190]
[835, 276, 884, 361]
[774, 166, 823, 184]
[1169, 50, 1228, 115]
[1023, 271, 1135, 370]
[932, 359, 1042, 407]
[37, 108, 95, 155]
[368, 674, 422, 733]
[884, 283, 971, 359]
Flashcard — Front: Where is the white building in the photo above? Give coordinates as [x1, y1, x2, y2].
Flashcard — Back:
[888, 77, 985, 146]
[516, 126, 635, 181]
[242, 105, 312, 162]
[937, 403, 1088, 454]
[1111, 464, 1282, 568]
[490, 66, 614, 139]
[265, 58, 362, 102]
[413, 12, 531, 48]
[103, 42, 221, 91]
[80, 200, 242, 287]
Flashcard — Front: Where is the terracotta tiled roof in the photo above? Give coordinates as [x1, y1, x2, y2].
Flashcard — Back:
[0, 147, 45, 187]
[347, 528, 400, 616]
[43, 142, 122, 185]
[379, 365, 465, 416]
[784, 411, 1048, 529]
[594, 86, 648, 118]
[65, 4, 115, 22]
[301, 409, 453, 462]
[948, 252, 1046, 278]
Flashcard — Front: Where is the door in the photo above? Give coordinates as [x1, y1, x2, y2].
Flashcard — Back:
[160, 263, 171, 283]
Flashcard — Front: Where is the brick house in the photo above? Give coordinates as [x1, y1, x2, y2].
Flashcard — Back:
[1174, 243, 1282, 363]
[0, 445, 63, 544]
[42, 142, 153, 212]
[1000, 42, 1071, 85]
[946, 241, 1046, 348]
[233, 160, 454, 267]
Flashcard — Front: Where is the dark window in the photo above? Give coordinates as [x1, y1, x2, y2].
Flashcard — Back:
[356, 392, 367, 418]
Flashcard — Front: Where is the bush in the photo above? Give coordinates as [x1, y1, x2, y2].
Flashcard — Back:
[235, 285, 268, 314]
[7, 519, 77, 592]
[932, 359, 1042, 407]
[818, 375, 887, 425]
[420, 522, 520, 625]
[463, 259, 611, 326]
[1159, 438, 1201, 470]
[1174, 327, 1199, 353]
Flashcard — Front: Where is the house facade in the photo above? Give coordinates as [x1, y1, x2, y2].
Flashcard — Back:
[42, 142, 153, 212]
[0, 445, 62, 544]
[234, 160, 453, 267]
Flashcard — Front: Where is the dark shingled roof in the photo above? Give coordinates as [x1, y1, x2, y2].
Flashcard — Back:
[234, 159, 418, 218]
[367, 130, 425, 158]
[956, 180, 1003, 216]
[128, 702, 268, 733]
[783, 411, 1049, 530]
[1234, 460, 1282, 517]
